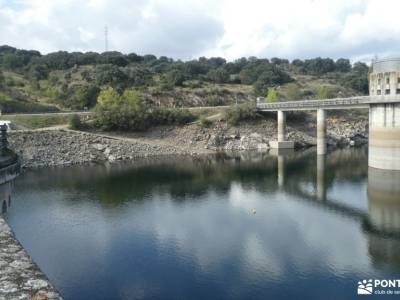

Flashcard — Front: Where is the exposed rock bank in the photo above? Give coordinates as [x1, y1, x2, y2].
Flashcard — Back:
[123, 116, 368, 152]
[9, 115, 368, 169]
[9, 130, 192, 168]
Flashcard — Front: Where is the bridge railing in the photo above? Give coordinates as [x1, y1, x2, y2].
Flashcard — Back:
[256, 96, 372, 110]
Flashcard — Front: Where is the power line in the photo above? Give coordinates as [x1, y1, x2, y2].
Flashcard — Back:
[104, 25, 108, 52]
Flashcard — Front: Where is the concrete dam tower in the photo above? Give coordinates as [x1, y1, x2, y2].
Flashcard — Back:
[369, 58, 400, 170]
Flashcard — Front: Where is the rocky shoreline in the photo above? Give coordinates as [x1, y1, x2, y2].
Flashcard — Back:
[8, 115, 368, 169]
[9, 130, 194, 169]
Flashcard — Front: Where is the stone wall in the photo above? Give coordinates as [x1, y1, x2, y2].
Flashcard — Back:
[0, 217, 62, 300]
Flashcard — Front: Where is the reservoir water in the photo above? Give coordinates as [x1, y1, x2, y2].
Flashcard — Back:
[3, 147, 400, 299]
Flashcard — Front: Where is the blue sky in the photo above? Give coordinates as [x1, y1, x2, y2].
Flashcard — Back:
[0, 0, 399, 61]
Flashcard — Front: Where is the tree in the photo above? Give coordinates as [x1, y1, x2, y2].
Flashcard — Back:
[162, 69, 185, 88]
[1, 53, 24, 69]
[340, 62, 369, 94]
[127, 53, 143, 63]
[207, 67, 229, 83]
[266, 88, 278, 102]
[95, 64, 129, 88]
[98, 51, 129, 67]
[121, 90, 144, 111]
[29, 64, 49, 81]
[40, 51, 74, 70]
[67, 85, 100, 109]
[335, 58, 351, 72]
[0, 70, 4, 89]
[302, 57, 336, 75]
[96, 87, 121, 107]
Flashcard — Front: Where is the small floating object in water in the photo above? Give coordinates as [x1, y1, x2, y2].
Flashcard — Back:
[251, 208, 256, 215]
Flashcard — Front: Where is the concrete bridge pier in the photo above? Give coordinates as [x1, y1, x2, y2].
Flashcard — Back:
[317, 109, 327, 155]
[278, 110, 285, 142]
[270, 110, 294, 149]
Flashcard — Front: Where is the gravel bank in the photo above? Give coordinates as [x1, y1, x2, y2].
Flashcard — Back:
[9, 130, 194, 169]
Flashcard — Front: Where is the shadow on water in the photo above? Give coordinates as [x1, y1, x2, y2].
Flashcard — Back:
[2, 146, 400, 300]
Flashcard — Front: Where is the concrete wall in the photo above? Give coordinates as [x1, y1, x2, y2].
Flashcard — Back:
[369, 58, 400, 170]
[370, 58, 400, 97]
[369, 103, 400, 170]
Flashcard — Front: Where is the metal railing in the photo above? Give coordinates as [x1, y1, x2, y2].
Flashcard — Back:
[256, 95, 400, 111]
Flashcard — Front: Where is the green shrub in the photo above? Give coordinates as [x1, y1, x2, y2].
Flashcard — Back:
[69, 114, 83, 129]
[266, 87, 278, 102]
[226, 102, 259, 126]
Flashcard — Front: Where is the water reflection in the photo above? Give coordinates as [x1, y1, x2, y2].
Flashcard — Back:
[2, 147, 400, 300]
[366, 168, 400, 271]
[316, 155, 326, 201]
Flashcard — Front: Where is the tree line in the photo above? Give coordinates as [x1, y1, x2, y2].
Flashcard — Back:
[0, 45, 369, 91]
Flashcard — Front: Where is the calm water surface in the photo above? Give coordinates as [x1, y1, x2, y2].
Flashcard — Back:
[4, 147, 400, 300]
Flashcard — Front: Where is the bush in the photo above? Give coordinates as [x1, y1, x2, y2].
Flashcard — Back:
[69, 114, 83, 129]
[226, 102, 259, 126]
[266, 88, 278, 102]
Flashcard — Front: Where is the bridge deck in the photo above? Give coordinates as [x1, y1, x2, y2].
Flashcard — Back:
[256, 95, 400, 111]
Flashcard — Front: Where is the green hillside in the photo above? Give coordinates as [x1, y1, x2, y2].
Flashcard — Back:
[0, 45, 369, 114]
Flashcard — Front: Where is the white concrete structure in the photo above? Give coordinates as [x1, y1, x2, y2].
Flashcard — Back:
[317, 109, 327, 155]
[269, 110, 295, 149]
[369, 58, 400, 170]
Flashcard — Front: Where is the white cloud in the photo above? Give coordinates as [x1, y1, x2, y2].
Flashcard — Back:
[0, 0, 399, 61]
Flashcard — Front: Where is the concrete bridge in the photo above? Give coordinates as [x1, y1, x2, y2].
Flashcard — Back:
[256, 57, 400, 171]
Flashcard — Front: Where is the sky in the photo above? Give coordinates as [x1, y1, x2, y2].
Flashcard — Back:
[0, 0, 399, 62]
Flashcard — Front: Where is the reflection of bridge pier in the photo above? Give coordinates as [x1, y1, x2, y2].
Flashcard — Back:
[0, 182, 12, 214]
[277, 155, 285, 188]
[316, 154, 326, 201]
[366, 167, 400, 269]
[269, 148, 295, 188]
[367, 168, 400, 234]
